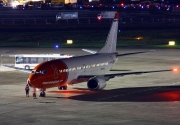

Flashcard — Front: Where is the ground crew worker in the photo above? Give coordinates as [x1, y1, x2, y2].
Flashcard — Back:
[25, 84, 30, 97]
[32, 87, 37, 99]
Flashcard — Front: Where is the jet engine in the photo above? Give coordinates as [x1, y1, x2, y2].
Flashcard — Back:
[87, 77, 106, 90]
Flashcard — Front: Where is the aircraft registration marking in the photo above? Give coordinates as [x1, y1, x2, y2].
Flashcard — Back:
[42, 80, 63, 84]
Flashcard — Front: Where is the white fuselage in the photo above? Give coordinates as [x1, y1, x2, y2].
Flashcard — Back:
[60, 53, 117, 85]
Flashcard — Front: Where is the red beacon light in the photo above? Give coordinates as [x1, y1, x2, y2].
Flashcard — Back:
[120, 3, 124, 7]
[97, 16, 102, 21]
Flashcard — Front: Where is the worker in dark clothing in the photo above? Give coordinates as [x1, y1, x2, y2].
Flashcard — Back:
[25, 84, 30, 97]
[32, 87, 37, 99]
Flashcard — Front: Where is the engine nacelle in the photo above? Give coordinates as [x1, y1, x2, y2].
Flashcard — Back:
[87, 77, 106, 90]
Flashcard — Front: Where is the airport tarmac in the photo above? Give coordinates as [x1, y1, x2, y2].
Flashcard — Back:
[0, 47, 180, 125]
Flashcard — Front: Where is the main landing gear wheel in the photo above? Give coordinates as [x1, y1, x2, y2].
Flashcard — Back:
[58, 85, 67, 90]
[40, 91, 46, 97]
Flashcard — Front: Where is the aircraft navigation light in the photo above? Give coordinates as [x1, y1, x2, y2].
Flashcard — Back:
[173, 68, 178, 72]
[169, 41, 175, 46]
[174, 69, 178, 72]
[172, 67, 179, 74]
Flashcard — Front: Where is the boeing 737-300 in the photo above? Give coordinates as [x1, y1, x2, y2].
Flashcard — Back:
[24, 13, 176, 97]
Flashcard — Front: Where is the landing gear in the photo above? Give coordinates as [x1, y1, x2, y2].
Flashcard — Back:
[58, 85, 67, 90]
[40, 91, 46, 97]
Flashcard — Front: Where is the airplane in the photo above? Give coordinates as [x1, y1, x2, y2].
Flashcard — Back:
[26, 12, 176, 97]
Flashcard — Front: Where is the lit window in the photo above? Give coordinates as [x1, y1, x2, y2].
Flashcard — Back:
[93, 64, 95, 67]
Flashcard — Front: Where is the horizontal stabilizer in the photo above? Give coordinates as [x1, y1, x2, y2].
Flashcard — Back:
[82, 49, 97, 54]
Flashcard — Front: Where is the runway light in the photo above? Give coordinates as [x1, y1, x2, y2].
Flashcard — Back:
[67, 40, 73, 44]
[120, 3, 124, 7]
[55, 45, 59, 48]
[135, 37, 143, 40]
[169, 41, 175, 46]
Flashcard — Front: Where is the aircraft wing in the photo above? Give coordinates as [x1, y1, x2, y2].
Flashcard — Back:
[2, 65, 32, 73]
[82, 49, 155, 56]
[117, 50, 155, 57]
[77, 69, 172, 80]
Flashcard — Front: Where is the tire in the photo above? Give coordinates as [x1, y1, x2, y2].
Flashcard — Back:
[62, 85, 67, 90]
[58, 85, 67, 90]
[40, 92, 46, 97]
[25, 65, 30, 70]
[58, 86, 63, 90]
